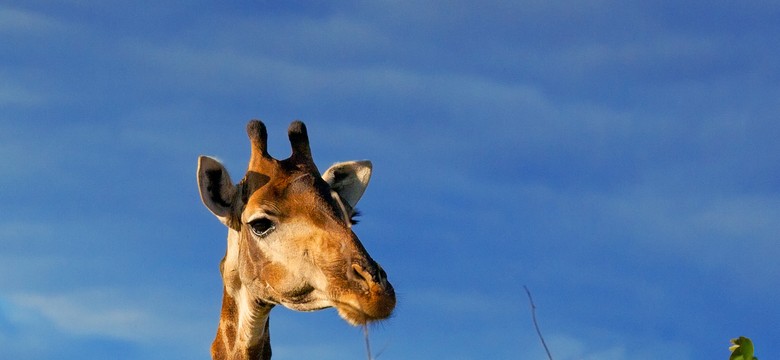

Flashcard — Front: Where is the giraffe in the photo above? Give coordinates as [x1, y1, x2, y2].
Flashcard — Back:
[196, 120, 396, 359]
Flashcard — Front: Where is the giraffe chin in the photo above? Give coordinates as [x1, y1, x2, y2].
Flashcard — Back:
[334, 292, 396, 326]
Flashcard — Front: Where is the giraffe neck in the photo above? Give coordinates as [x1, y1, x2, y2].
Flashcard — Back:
[211, 286, 273, 360]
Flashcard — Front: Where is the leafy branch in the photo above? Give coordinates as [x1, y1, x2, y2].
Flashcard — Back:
[729, 336, 758, 360]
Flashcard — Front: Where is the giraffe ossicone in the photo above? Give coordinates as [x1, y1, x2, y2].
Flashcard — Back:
[197, 120, 396, 360]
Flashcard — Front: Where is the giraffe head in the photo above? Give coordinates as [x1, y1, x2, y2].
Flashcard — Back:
[197, 120, 395, 325]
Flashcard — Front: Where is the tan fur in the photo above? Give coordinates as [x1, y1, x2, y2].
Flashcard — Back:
[198, 121, 395, 359]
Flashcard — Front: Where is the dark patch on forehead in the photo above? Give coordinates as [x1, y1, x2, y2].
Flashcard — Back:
[287, 173, 330, 199]
[239, 171, 271, 204]
[286, 173, 316, 194]
[286, 173, 347, 222]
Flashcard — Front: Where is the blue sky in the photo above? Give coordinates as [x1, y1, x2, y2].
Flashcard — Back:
[2, 1, 779, 359]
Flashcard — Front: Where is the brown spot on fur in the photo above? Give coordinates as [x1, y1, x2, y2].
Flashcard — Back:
[211, 288, 237, 358]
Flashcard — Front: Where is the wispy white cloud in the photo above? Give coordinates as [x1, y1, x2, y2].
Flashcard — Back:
[9, 291, 154, 342]
[596, 189, 780, 270]
[543, 331, 692, 360]
[0, 79, 45, 106]
[405, 287, 515, 316]
[3, 287, 212, 351]
[0, 6, 65, 34]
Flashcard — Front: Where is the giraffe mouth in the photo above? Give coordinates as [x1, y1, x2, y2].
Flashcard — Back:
[282, 300, 331, 312]
[277, 292, 333, 312]
[275, 284, 332, 311]
[283, 284, 315, 302]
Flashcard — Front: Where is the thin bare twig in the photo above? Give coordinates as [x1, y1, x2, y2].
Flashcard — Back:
[523, 285, 554, 360]
[363, 323, 374, 360]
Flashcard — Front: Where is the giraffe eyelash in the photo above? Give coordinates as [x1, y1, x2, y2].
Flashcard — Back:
[350, 209, 361, 225]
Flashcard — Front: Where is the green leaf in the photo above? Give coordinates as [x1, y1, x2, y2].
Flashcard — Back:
[729, 336, 756, 360]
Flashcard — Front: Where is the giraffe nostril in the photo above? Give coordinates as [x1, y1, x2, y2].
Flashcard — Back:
[351, 263, 374, 285]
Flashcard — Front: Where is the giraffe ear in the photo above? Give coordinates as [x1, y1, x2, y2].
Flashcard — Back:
[323, 160, 372, 209]
[197, 156, 237, 226]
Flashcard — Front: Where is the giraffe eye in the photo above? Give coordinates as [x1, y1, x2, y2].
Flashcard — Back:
[248, 218, 275, 238]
